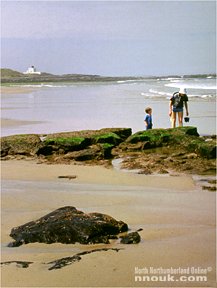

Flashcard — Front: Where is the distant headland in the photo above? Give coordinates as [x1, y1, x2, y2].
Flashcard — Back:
[1, 68, 216, 84]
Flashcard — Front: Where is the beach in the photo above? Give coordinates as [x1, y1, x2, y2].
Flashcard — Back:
[1, 82, 216, 287]
[1, 86, 44, 131]
[1, 0, 216, 286]
[1, 86, 37, 95]
[1, 160, 216, 287]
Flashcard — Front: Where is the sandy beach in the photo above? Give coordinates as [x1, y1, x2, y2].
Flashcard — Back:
[1, 86, 45, 132]
[1, 118, 44, 129]
[1, 86, 37, 95]
[1, 84, 216, 287]
[1, 1, 216, 286]
[1, 160, 216, 287]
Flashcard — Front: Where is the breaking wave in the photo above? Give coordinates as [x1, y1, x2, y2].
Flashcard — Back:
[11, 84, 73, 88]
[165, 83, 216, 90]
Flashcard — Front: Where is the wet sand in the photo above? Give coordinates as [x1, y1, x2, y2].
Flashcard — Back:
[1, 86, 45, 132]
[1, 160, 216, 287]
[1, 86, 37, 95]
[1, 118, 44, 129]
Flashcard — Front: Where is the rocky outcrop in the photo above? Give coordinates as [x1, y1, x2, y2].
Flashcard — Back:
[8, 206, 128, 247]
[123, 127, 199, 148]
[114, 127, 216, 176]
[120, 231, 141, 244]
[37, 136, 90, 156]
[0, 127, 216, 175]
[1, 134, 41, 157]
[36, 128, 131, 159]
[0, 128, 131, 161]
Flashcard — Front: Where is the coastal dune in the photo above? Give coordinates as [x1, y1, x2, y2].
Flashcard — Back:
[1, 160, 216, 287]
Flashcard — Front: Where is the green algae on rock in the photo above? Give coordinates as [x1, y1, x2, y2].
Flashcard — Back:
[0, 127, 216, 175]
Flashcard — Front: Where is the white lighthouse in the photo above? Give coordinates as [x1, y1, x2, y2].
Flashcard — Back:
[23, 65, 41, 75]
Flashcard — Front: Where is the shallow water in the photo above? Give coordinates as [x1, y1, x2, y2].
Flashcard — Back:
[1, 77, 216, 136]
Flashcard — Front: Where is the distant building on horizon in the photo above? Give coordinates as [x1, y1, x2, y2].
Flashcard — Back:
[23, 65, 41, 75]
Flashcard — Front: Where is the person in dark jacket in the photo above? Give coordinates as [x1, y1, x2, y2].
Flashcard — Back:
[169, 88, 189, 128]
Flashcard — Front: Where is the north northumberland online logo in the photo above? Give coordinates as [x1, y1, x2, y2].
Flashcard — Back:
[134, 266, 212, 283]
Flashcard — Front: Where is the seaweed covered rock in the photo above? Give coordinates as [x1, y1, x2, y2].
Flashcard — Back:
[121, 127, 215, 158]
[62, 144, 114, 161]
[8, 206, 128, 247]
[37, 137, 90, 156]
[116, 127, 216, 175]
[44, 128, 131, 144]
[0, 128, 131, 160]
[92, 132, 122, 145]
[99, 128, 132, 142]
[1, 134, 41, 157]
[179, 126, 199, 136]
[0, 127, 216, 174]
[125, 127, 199, 147]
[36, 128, 130, 157]
[187, 139, 216, 159]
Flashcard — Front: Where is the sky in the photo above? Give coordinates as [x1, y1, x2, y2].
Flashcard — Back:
[1, 0, 216, 76]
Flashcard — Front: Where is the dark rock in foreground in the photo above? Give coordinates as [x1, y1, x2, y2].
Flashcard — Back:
[120, 231, 141, 244]
[8, 206, 128, 247]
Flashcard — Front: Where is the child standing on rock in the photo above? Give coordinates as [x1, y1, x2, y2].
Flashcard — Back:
[144, 107, 153, 130]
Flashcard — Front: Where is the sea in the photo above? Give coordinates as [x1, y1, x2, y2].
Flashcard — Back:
[1, 76, 216, 136]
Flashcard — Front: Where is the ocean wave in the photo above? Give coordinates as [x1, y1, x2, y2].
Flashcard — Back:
[165, 83, 217, 90]
[116, 80, 139, 84]
[159, 77, 182, 81]
[201, 94, 215, 98]
[141, 90, 215, 99]
[11, 84, 72, 88]
[148, 89, 172, 96]
[169, 80, 182, 83]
